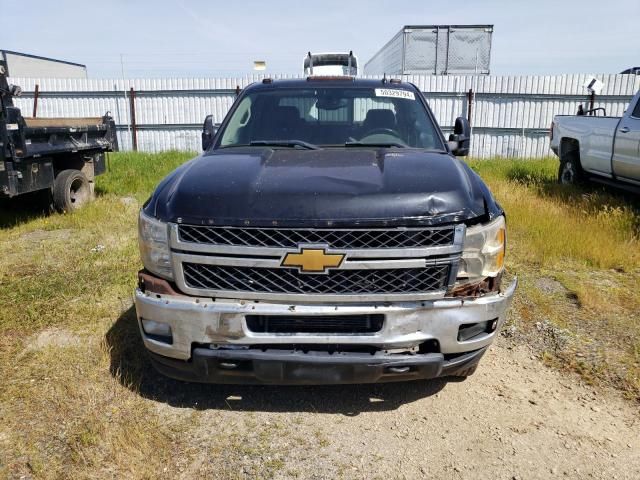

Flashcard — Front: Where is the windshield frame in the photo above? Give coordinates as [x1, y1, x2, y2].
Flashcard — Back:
[211, 83, 448, 152]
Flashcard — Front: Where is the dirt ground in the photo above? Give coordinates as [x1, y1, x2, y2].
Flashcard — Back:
[132, 337, 639, 480]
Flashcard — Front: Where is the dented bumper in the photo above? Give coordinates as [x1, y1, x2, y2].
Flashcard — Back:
[133, 277, 517, 384]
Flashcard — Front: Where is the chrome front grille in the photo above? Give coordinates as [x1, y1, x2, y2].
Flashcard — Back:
[178, 225, 456, 249]
[183, 263, 451, 296]
[170, 223, 464, 302]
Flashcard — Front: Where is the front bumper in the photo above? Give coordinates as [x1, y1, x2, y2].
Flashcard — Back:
[148, 346, 488, 385]
[134, 278, 517, 384]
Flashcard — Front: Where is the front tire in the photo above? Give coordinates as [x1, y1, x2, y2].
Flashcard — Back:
[53, 169, 91, 213]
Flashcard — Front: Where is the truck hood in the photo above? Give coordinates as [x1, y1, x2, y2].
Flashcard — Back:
[148, 147, 501, 227]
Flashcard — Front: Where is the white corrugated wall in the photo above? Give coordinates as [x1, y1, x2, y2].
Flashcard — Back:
[9, 73, 640, 157]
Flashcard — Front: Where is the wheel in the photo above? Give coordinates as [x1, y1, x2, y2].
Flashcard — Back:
[558, 153, 585, 185]
[53, 169, 91, 212]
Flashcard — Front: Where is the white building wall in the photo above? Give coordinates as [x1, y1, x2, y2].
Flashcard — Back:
[9, 73, 640, 157]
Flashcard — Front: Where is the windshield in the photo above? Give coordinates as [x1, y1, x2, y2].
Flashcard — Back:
[217, 86, 444, 150]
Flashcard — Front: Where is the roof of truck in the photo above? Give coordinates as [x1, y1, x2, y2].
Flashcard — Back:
[247, 77, 415, 91]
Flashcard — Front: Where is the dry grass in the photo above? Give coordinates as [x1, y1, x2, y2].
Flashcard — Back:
[0, 152, 639, 478]
[468, 157, 640, 399]
[468, 157, 640, 270]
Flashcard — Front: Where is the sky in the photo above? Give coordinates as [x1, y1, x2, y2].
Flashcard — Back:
[1, 0, 639, 78]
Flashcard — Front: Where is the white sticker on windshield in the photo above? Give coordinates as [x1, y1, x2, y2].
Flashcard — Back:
[375, 88, 415, 100]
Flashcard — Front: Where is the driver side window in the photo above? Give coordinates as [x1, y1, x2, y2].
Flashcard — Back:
[354, 98, 396, 122]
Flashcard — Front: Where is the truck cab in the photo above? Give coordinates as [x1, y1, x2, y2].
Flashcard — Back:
[135, 77, 517, 385]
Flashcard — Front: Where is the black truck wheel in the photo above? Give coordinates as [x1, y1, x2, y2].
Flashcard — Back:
[53, 169, 91, 212]
[558, 152, 585, 185]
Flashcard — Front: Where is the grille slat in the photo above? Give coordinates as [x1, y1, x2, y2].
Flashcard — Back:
[182, 264, 450, 295]
[178, 225, 455, 249]
[246, 314, 384, 334]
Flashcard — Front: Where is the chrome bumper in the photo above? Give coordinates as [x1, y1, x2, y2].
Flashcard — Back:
[134, 278, 517, 362]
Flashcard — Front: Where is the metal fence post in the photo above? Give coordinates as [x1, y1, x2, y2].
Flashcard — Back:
[32, 84, 39, 118]
[129, 87, 138, 151]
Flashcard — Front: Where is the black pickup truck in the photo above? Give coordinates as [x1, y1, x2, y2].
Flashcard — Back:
[0, 60, 117, 212]
[135, 77, 517, 385]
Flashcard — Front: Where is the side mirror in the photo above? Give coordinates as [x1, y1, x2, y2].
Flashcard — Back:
[201, 115, 217, 151]
[448, 116, 471, 157]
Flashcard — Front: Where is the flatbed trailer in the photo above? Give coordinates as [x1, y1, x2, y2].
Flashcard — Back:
[0, 59, 117, 212]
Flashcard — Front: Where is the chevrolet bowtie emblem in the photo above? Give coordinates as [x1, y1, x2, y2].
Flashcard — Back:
[281, 247, 345, 273]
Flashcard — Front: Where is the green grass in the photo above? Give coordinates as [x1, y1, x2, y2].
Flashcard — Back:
[0, 151, 639, 478]
[97, 150, 196, 201]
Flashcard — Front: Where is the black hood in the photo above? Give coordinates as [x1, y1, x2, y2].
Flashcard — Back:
[146, 148, 501, 227]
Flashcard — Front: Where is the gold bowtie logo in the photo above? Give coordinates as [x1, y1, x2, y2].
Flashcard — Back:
[281, 247, 345, 273]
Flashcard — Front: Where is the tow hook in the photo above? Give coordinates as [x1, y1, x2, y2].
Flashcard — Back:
[386, 366, 411, 374]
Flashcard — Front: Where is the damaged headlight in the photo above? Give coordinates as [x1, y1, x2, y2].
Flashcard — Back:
[456, 215, 506, 285]
[138, 210, 173, 280]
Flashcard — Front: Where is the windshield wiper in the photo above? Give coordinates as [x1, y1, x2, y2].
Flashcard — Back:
[344, 142, 406, 148]
[249, 140, 322, 150]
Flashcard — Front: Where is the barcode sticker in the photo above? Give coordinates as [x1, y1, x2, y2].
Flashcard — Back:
[375, 89, 415, 100]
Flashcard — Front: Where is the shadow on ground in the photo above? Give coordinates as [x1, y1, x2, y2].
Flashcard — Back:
[0, 191, 52, 229]
[0, 182, 117, 230]
[106, 306, 451, 416]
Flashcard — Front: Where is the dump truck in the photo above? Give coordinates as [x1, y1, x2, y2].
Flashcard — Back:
[0, 59, 117, 212]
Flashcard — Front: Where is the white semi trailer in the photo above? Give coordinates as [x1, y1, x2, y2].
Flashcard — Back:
[363, 25, 493, 76]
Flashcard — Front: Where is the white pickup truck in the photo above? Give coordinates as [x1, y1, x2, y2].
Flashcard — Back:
[550, 90, 640, 191]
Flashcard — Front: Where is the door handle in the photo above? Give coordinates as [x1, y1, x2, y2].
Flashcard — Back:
[619, 127, 630, 133]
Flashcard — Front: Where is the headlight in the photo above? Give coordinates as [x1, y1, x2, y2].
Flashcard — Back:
[456, 215, 506, 285]
[138, 210, 173, 280]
